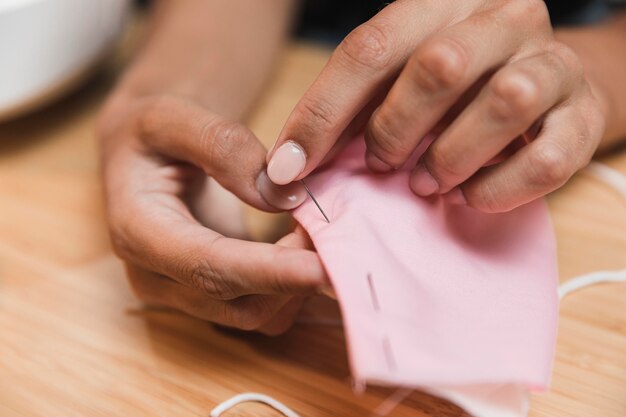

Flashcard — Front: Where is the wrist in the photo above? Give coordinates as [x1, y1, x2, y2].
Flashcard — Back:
[98, 68, 255, 131]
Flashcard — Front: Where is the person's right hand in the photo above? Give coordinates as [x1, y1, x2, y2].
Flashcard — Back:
[97, 95, 329, 335]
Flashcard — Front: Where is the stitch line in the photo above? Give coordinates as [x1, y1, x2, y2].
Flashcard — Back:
[367, 272, 380, 312]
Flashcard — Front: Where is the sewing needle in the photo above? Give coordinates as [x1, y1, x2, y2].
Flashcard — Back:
[300, 179, 330, 223]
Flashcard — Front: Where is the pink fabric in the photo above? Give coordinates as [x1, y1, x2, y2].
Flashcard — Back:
[293, 136, 559, 416]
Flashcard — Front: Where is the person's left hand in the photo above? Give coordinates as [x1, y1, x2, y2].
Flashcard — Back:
[97, 95, 329, 336]
[266, 0, 605, 212]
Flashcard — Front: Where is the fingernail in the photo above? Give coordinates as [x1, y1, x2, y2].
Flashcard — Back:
[410, 164, 439, 196]
[267, 141, 306, 185]
[256, 170, 307, 210]
[444, 187, 467, 205]
[365, 151, 393, 173]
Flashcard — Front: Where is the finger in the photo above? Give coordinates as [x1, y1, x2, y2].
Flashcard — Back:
[220, 295, 294, 332]
[412, 46, 584, 196]
[266, 0, 472, 185]
[365, 4, 541, 170]
[126, 264, 294, 331]
[447, 94, 603, 212]
[107, 136, 328, 303]
[134, 96, 306, 211]
[257, 297, 305, 336]
[275, 226, 334, 296]
[125, 208, 329, 299]
[276, 226, 315, 251]
[318, 83, 393, 169]
[260, 91, 385, 202]
[276, 228, 331, 292]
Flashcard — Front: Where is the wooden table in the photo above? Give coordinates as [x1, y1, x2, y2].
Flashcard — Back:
[0, 25, 625, 417]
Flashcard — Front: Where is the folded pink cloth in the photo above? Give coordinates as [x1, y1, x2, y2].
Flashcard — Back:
[292, 137, 559, 417]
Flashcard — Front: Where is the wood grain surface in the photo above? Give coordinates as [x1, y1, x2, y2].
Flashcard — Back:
[0, 19, 624, 417]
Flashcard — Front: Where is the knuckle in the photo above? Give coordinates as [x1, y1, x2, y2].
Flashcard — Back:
[467, 183, 509, 213]
[411, 38, 469, 93]
[427, 141, 462, 180]
[367, 110, 410, 166]
[549, 43, 583, 80]
[338, 22, 392, 70]
[526, 142, 572, 189]
[292, 96, 338, 136]
[549, 43, 577, 67]
[587, 102, 606, 143]
[571, 109, 597, 168]
[487, 70, 541, 123]
[187, 257, 237, 301]
[201, 119, 251, 166]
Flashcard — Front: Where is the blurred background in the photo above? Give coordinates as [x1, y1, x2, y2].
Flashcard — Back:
[0, 2, 624, 417]
[2, 0, 624, 123]
[0, 0, 130, 123]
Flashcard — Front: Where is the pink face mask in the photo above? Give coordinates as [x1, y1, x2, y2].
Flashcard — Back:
[292, 137, 559, 417]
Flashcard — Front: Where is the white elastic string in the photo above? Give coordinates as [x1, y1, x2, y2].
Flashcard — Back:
[209, 393, 301, 417]
[559, 268, 626, 299]
[586, 161, 626, 199]
[209, 390, 411, 417]
[557, 162, 626, 300]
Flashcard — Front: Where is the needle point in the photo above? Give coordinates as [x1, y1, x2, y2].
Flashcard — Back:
[300, 180, 330, 223]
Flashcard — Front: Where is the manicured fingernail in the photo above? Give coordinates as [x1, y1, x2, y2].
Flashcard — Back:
[445, 187, 467, 205]
[256, 170, 307, 210]
[267, 141, 306, 185]
[365, 151, 393, 173]
[410, 164, 439, 196]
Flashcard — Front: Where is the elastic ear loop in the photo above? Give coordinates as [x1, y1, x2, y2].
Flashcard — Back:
[586, 161, 626, 199]
[209, 393, 300, 417]
[558, 162, 626, 299]
[559, 268, 626, 299]
[208, 389, 412, 417]
[210, 163, 626, 417]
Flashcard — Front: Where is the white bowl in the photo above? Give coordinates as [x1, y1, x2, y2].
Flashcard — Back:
[0, 0, 130, 122]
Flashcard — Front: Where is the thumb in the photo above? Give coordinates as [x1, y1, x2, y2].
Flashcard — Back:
[135, 96, 308, 211]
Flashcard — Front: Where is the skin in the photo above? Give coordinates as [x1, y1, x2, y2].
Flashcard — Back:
[98, 0, 328, 335]
[100, 0, 626, 333]
[268, 0, 626, 213]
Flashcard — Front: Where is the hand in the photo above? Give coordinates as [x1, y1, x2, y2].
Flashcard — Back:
[266, 0, 605, 212]
[98, 95, 329, 335]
